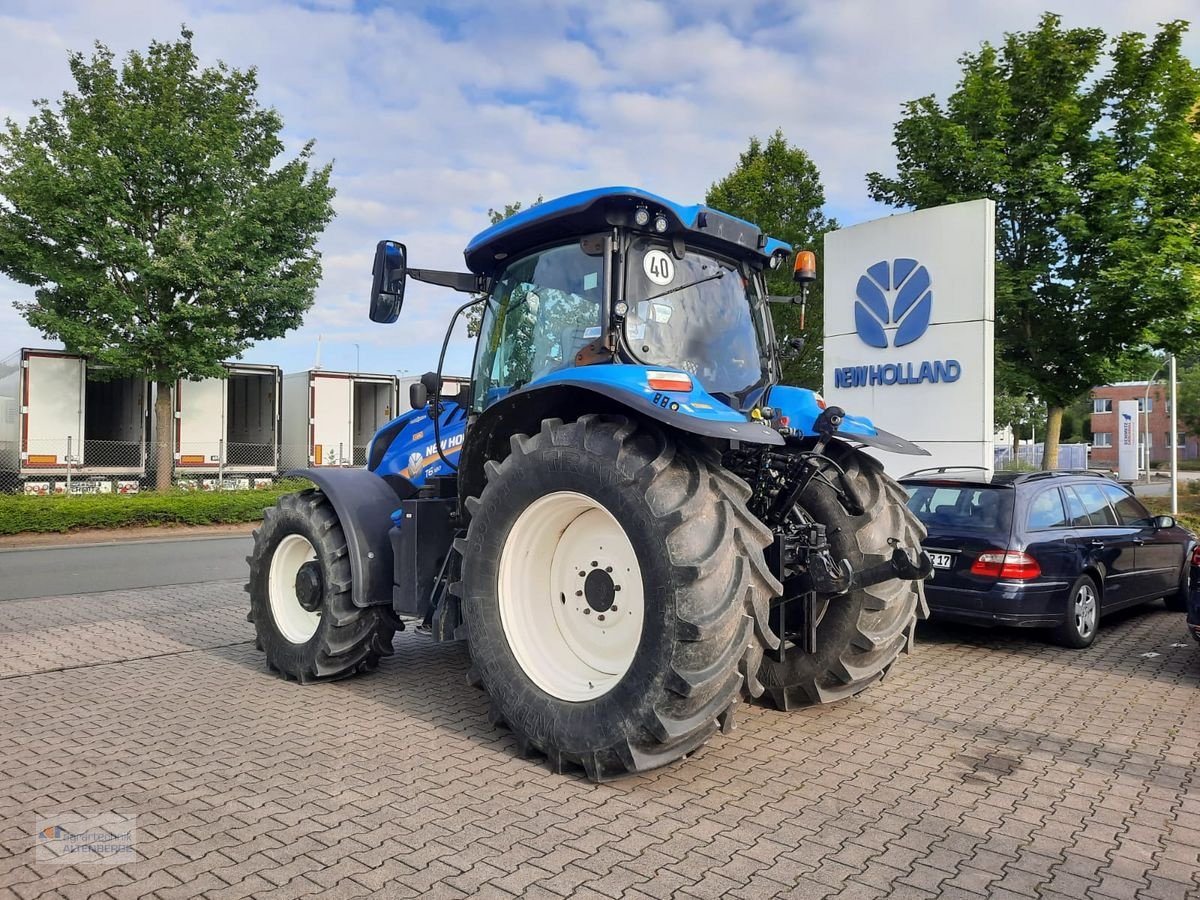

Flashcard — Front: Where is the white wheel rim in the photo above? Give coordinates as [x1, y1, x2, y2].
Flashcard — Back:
[269, 534, 321, 643]
[498, 491, 645, 701]
[1074, 584, 1097, 639]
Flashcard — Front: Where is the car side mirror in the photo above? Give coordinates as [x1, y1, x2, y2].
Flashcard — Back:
[369, 240, 407, 323]
[1153, 514, 1175, 530]
[409, 381, 428, 410]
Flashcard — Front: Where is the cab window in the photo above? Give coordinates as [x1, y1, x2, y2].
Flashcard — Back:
[472, 240, 605, 411]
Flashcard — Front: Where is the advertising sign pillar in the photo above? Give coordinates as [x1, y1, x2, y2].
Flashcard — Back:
[824, 199, 995, 476]
[1117, 399, 1138, 482]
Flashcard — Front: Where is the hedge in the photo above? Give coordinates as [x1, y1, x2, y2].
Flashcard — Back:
[0, 480, 310, 535]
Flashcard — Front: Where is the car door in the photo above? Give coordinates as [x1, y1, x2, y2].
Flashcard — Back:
[1099, 482, 1183, 600]
[1021, 487, 1078, 586]
[1063, 482, 1145, 610]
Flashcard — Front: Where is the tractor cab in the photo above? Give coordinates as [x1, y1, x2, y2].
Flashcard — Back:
[461, 188, 791, 413]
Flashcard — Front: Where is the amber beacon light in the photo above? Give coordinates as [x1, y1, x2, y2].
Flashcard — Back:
[793, 250, 817, 284]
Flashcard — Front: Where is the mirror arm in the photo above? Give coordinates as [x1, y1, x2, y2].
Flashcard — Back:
[408, 268, 490, 294]
[431, 295, 486, 472]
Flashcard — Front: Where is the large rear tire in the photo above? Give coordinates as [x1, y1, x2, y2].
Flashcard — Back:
[756, 444, 928, 710]
[246, 489, 399, 682]
[457, 415, 781, 781]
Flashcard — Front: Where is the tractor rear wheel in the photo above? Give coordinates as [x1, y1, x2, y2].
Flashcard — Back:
[458, 415, 780, 781]
[246, 489, 398, 682]
[756, 444, 928, 710]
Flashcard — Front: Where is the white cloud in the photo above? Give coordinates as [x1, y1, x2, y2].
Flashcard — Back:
[0, 0, 1196, 379]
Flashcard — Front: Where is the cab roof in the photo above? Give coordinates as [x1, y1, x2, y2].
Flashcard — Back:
[463, 186, 792, 275]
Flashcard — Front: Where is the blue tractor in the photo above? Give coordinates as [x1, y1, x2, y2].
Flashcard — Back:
[246, 187, 932, 780]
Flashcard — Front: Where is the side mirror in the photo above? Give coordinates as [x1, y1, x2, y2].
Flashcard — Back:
[420, 371, 442, 396]
[409, 381, 428, 410]
[369, 240, 407, 323]
[1154, 515, 1176, 530]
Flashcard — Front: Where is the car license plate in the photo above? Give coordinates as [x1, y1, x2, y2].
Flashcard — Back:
[928, 552, 953, 570]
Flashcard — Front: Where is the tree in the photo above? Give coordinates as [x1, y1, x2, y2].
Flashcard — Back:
[866, 14, 1200, 469]
[1177, 366, 1200, 437]
[0, 29, 335, 489]
[707, 130, 834, 388]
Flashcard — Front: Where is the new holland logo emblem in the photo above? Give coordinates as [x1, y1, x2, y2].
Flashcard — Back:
[854, 258, 932, 348]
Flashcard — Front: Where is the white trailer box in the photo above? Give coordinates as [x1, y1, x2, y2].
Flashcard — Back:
[397, 374, 471, 412]
[167, 363, 282, 476]
[0, 349, 148, 488]
[281, 370, 398, 468]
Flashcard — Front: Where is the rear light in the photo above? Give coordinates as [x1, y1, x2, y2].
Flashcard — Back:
[1191, 545, 1200, 567]
[970, 550, 1042, 580]
[646, 370, 693, 392]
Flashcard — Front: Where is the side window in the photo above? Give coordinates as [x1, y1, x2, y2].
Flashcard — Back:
[472, 241, 604, 411]
[1063, 487, 1090, 526]
[1027, 489, 1069, 530]
[1069, 483, 1118, 527]
[1099, 483, 1152, 527]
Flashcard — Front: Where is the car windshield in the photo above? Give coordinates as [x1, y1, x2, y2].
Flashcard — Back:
[623, 238, 767, 398]
[904, 484, 1013, 532]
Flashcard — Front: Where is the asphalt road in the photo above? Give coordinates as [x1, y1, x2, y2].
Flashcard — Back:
[0, 535, 252, 601]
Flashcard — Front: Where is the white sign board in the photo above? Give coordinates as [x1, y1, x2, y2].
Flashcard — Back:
[823, 199, 995, 478]
[1117, 399, 1138, 482]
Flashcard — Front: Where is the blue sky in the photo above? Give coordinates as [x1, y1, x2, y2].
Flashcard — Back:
[1, 0, 1196, 379]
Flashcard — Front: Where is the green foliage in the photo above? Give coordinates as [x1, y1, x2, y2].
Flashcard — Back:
[0, 28, 336, 385]
[707, 130, 834, 389]
[0, 480, 309, 535]
[867, 14, 1200, 432]
[1177, 366, 1200, 435]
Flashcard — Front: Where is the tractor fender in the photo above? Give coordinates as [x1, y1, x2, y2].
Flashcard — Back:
[766, 385, 930, 457]
[285, 468, 412, 608]
[457, 372, 782, 504]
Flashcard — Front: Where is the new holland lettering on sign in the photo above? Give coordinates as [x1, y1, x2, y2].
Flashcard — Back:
[824, 200, 995, 475]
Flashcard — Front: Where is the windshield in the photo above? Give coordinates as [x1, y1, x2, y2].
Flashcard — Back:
[472, 240, 605, 412]
[623, 238, 767, 397]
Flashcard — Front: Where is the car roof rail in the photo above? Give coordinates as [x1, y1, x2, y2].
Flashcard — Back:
[900, 465, 990, 480]
[1010, 469, 1111, 484]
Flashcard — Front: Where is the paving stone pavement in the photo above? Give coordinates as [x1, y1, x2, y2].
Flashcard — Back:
[1, 580, 1198, 899]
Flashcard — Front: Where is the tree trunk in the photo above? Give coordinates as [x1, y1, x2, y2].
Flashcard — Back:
[1042, 405, 1064, 470]
[154, 381, 174, 492]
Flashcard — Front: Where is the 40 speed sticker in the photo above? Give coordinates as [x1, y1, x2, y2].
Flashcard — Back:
[643, 249, 674, 286]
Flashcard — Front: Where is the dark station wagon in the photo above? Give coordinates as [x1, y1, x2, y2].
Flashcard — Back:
[901, 469, 1195, 648]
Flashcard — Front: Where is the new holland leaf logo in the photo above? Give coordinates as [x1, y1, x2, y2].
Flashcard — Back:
[854, 259, 933, 348]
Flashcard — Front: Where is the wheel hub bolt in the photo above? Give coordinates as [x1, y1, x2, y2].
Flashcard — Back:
[294, 561, 324, 613]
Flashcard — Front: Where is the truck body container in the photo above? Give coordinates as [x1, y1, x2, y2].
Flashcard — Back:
[281, 370, 399, 469]
[0, 348, 148, 491]
[396, 374, 471, 412]
[164, 363, 282, 477]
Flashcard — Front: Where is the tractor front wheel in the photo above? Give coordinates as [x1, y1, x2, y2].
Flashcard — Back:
[458, 415, 780, 781]
[246, 489, 398, 682]
[756, 444, 928, 710]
